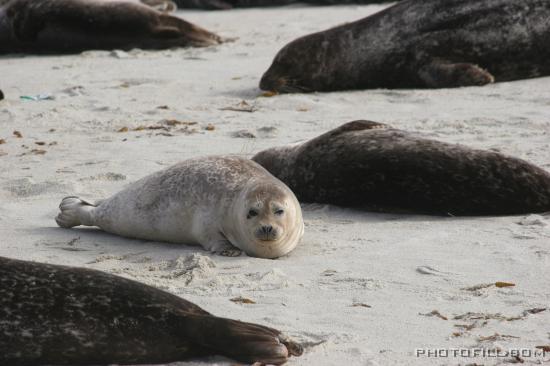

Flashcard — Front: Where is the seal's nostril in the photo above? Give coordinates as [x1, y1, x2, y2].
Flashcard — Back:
[261, 225, 273, 234]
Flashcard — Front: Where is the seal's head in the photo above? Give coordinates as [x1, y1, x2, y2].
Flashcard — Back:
[260, 33, 329, 93]
[228, 180, 304, 259]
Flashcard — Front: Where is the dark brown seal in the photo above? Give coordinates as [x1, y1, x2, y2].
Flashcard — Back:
[0, 256, 303, 365]
[0, 0, 222, 54]
[174, 0, 391, 10]
[260, 0, 550, 92]
[252, 121, 550, 216]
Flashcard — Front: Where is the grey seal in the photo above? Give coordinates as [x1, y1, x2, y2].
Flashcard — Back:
[0, 0, 222, 54]
[56, 156, 304, 258]
[260, 0, 550, 92]
[0, 256, 303, 365]
[252, 121, 550, 215]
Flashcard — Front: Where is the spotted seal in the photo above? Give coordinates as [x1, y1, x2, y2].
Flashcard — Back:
[0, 0, 221, 54]
[260, 0, 550, 92]
[0, 256, 303, 365]
[252, 121, 550, 215]
[56, 156, 304, 258]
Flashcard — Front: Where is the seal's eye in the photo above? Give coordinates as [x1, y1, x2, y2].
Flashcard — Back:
[274, 209, 284, 216]
[247, 209, 258, 219]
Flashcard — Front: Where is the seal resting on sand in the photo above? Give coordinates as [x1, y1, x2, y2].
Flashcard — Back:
[56, 156, 304, 259]
[174, 0, 391, 10]
[0, 256, 303, 365]
[0, 0, 222, 54]
[260, 0, 550, 92]
[252, 121, 550, 216]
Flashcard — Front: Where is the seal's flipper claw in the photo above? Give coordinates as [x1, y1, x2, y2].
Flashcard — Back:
[219, 248, 242, 257]
[418, 61, 495, 88]
[183, 316, 301, 365]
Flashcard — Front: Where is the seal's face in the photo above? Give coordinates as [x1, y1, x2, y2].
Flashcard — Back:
[234, 183, 304, 259]
[259, 36, 324, 93]
[246, 196, 286, 242]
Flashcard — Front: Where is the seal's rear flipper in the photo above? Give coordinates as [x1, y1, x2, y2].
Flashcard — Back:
[183, 315, 303, 365]
[418, 60, 495, 88]
[140, 0, 177, 12]
[55, 196, 96, 228]
[157, 14, 223, 46]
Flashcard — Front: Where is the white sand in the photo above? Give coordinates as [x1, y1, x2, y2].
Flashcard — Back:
[1, 4, 550, 365]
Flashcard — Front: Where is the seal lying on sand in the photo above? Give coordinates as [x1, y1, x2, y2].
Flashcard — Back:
[0, 0, 221, 54]
[252, 121, 550, 216]
[56, 156, 304, 258]
[174, 0, 391, 10]
[260, 0, 550, 92]
[0, 256, 303, 365]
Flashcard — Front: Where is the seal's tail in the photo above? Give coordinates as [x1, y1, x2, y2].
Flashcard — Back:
[55, 196, 96, 228]
[184, 315, 303, 365]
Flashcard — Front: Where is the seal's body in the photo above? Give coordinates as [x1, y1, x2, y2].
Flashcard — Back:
[252, 121, 550, 216]
[174, 0, 390, 10]
[260, 0, 550, 92]
[0, 256, 302, 365]
[56, 156, 304, 258]
[0, 0, 221, 54]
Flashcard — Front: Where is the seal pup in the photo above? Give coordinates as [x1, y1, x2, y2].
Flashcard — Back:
[252, 121, 550, 216]
[0, 0, 222, 54]
[56, 156, 304, 258]
[260, 0, 550, 92]
[174, 0, 391, 10]
[0, 256, 303, 365]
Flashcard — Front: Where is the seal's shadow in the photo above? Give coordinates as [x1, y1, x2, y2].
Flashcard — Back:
[29, 226, 200, 254]
[217, 86, 262, 99]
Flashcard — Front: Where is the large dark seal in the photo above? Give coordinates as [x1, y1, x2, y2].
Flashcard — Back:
[0, 256, 303, 365]
[252, 121, 550, 216]
[0, 0, 222, 54]
[174, 0, 391, 10]
[260, 0, 550, 92]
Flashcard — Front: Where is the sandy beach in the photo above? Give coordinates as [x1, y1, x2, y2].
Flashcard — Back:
[1, 3, 550, 365]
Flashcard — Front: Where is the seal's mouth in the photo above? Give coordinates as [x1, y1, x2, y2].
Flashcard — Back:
[259, 74, 311, 94]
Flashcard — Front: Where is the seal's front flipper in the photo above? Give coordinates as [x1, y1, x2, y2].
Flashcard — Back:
[203, 238, 242, 257]
[182, 315, 302, 365]
[55, 196, 96, 228]
[418, 61, 494, 88]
